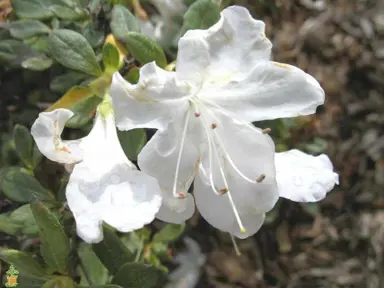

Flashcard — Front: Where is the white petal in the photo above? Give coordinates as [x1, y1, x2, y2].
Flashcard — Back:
[176, 6, 272, 85]
[156, 193, 195, 224]
[194, 173, 265, 239]
[275, 149, 339, 202]
[66, 113, 162, 243]
[110, 64, 189, 131]
[31, 108, 84, 164]
[199, 61, 325, 123]
[198, 111, 279, 214]
[138, 118, 199, 223]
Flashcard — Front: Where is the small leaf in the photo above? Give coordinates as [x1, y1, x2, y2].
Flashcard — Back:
[42, 276, 75, 288]
[13, 124, 34, 169]
[50, 71, 88, 94]
[66, 95, 102, 128]
[110, 4, 140, 40]
[121, 33, 167, 68]
[0, 167, 55, 203]
[31, 202, 70, 274]
[0, 204, 39, 236]
[0, 249, 46, 278]
[181, 0, 220, 35]
[12, 0, 54, 20]
[102, 43, 120, 75]
[88, 74, 112, 98]
[124, 67, 139, 84]
[78, 243, 108, 285]
[17, 275, 46, 288]
[46, 86, 93, 112]
[49, 29, 102, 76]
[92, 225, 135, 274]
[104, 34, 128, 63]
[117, 129, 147, 161]
[22, 56, 53, 71]
[152, 224, 185, 243]
[83, 24, 105, 48]
[111, 263, 166, 288]
[9, 20, 51, 39]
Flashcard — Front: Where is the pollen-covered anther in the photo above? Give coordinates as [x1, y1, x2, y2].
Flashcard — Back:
[58, 146, 71, 153]
[262, 128, 271, 134]
[194, 112, 201, 117]
[219, 188, 228, 195]
[176, 192, 186, 199]
[211, 123, 217, 129]
[256, 174, 266, 183]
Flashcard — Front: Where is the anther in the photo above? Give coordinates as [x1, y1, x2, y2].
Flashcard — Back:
[194, 112, 201, 117]
[262, 128, 271, 134]
[176, 192, 186, 199]
[219, 188, 228, 194]
[211, 123, 217, 129]
[256, 174, 266, 183]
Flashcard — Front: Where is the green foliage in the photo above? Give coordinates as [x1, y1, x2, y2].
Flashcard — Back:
[13, 124, 42, 169]
[31, 202, 70, 274]
[102, 43, 120, 75]
[110, 4, 140, 39]
[117, 129, 147, 161]
[153, 224, 185, 243]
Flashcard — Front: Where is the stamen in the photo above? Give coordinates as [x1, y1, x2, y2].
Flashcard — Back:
[172, 111, 191, 198]
[219, 188, 228, 194]
[211, 123, 217, 129]
[230, 234, 242, 256]
[256, 174, 266, 183]
[262, 128, 271, 134]
[194, 112, 201, 117]
[176, 192, 186, 199]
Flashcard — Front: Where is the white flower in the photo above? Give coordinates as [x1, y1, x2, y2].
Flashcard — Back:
[110, 6, 325, 238]
[138, 0, 186, 41]
[31, 102, 162, 243]
[275, 149, 339, 202]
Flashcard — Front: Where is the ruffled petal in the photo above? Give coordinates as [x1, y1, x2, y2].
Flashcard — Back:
[138, 117, 200, 223]
[110, 63, 189, 131]
[176, 6, 272, 85]
[31, 108, 84, 164]
[194, 173, 265, 239]
[275, 149, 339, 202]
[199, 61, 324, 123]
[66, 113, 162, 243]
[198, 110, 279, 215]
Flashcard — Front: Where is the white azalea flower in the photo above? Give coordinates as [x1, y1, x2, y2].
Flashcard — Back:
[31, 99, 162, 243]
[110, 6, 325, 238]
[275, 149, 339, 202]
[138, 0, 186, 41]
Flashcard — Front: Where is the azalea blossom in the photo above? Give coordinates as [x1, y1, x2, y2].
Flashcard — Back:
[31, 97, 162, 243]
[138, 0, 186, 42]
[110, 6, 327, 238]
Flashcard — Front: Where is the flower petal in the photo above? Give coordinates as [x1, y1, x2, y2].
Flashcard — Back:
[275, 149, 339, 202]
[199, 61, 325, 123]
[176, 6, 272, 85]
[194, 173, 265, 239]
[110, 63, 189, 131]
[31, 108, 84, 164]
[138, 118, 200, 223]
[198, 111, 279, 214]
[66, 113, 162, 243]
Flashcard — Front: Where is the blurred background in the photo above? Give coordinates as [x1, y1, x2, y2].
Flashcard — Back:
[0, 0, 383, 287]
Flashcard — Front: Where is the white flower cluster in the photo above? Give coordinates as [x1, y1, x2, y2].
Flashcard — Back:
[31, 6, 338, 243]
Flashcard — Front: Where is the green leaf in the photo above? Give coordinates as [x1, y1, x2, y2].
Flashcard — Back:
[92, 225, 135, 274]
[102, 43, 120, 75]
[117, 129, 147, 161]
[66, 95, 102, 128]
[31, 202, 70, 274]
[0, 249, 46, 278]
[78, 243, 108, 285]
[9, 20, 51, 39]
[121, 33, 167, 68]
[83, 24, 105, 48]
[124, 67, 139, 84]
[49, 29, 102, 76]
[12, 0, 54, 20]
[0, 204, 39, 236]
[76, 285, 122, 288]
[50, 71, 88, 94]
[111, 263, 166, 288]
[0, 39, 41, 68]
[110, 4, 140, 40]
[50, 4, 85, 20]
[22, 56, 53, 71]
[152, 223, 185, 243]
[0, 167, 55, 203]
[17, 275, 46, 288]
[13, 124, 34, 169]
[42, 276, 75, 288]
[181, 0, 220, 35]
